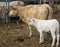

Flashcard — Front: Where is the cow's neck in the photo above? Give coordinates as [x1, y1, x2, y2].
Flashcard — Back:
[17, 7, 27, 23]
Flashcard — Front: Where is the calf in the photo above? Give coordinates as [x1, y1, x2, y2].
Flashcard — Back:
[29, 18, 59, 47]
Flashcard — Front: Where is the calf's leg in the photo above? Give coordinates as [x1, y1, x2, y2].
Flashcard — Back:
[51, 31, 56, 47]
[39, 31, 44, 44]
[56, 34, 59, 47]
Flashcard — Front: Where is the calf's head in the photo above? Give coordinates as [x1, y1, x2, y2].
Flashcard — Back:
[29, 18, 36, 26]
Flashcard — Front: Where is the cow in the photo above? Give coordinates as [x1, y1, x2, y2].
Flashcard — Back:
[9, 4, 53, 37]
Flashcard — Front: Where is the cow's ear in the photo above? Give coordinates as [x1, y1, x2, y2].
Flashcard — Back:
[12, 5, 17, 9]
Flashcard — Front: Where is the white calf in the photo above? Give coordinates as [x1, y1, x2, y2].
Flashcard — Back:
[29, 18, 59, 47]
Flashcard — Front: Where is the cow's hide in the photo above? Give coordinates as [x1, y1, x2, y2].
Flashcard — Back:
[9, 4, 53, 24]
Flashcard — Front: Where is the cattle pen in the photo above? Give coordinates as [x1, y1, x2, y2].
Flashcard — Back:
[0, 0, 60, 47]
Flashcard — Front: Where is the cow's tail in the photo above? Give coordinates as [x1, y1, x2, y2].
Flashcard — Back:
[56, 20, 59, 47]
[44, 4, 53, 19]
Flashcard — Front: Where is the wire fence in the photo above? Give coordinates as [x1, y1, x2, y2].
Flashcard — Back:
[0, 0, 60, 24]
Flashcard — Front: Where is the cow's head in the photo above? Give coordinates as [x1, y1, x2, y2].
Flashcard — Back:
[9, 5, 23, 16]
[9, 5, 18, 16]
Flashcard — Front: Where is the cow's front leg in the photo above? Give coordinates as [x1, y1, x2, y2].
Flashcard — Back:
[28, 25, 32, 37]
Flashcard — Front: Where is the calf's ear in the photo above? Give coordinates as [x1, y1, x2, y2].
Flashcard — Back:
[32, 18, 36, 22]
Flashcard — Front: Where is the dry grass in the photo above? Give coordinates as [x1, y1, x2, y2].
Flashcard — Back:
[0, 13, 60, 47]
[0, 23, 53, 47]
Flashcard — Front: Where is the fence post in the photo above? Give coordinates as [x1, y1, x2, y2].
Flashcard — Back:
[34, 0, 37, 4]
[55, 0, 57, 12]
[40, 0, 42, 4]
[5, 0, 10, 23]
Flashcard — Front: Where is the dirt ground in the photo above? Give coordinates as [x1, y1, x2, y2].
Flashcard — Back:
[0, 13, 60, 47]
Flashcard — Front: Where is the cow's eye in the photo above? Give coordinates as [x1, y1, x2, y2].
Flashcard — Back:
[12, 8, 16, 10]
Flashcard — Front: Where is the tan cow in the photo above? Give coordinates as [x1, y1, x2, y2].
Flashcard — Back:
[9, 4, 53, 37]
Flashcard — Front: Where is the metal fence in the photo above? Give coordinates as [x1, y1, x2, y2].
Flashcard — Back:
[0, 0, 37, 23]
[0, 0, 60, 23]
[39, 0, 60, 12]
[0, 1, 7, 23]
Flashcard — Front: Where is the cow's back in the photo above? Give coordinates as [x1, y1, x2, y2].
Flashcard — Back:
[21, 5, 49, 23]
